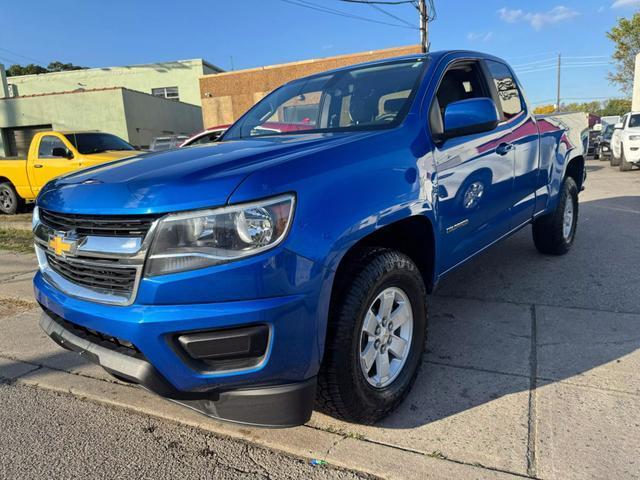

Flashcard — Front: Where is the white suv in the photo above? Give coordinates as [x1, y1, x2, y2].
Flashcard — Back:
[611, 112, 640, 171]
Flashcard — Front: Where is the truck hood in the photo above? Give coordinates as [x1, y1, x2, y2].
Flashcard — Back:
[82, 150, 144, 163]
[37, 132, 373, 214]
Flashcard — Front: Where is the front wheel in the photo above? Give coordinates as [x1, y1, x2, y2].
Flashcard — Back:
[620, 149, 633, 171]
[0, 182, 24, 215]
[317, 249, 427, 424]
[532, 177, 578, 255]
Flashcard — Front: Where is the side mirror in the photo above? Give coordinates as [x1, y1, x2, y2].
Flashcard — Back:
[439, 98, 499, 141]
[52, 147, 73, 159]
[614, 122, 624, 130]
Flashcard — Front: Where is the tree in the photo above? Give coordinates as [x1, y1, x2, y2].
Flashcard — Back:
[600, 98, 632, 117]
[46, 61, 86, 72]
[607, 13, 640, 94]
[5, 61, 86, 77]
[6, 63, 48, 76]
[562, 101, 603, 114]
[534, 104, 555, 114]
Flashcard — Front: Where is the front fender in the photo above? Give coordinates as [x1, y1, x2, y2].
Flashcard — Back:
[228, 125, 436, 362]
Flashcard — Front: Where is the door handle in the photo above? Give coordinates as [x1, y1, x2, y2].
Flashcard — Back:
[496, 143, 514, 156]
[33, 164, 43, 168]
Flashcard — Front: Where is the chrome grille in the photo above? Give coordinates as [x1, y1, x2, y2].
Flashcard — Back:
[45, 252, 137, 295]
[40, 209, 159, 237]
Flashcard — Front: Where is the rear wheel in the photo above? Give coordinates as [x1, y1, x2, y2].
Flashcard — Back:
[532, 177, 578, 255]
[0, 182, 23, 215]
[610, 147, 621, 166]
[317, 248, 427, 424]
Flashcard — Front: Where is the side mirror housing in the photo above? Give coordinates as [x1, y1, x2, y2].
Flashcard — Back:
[438, 98, 500, 142]
[614, 122, 624, 130]
[51, 147, 74, 159]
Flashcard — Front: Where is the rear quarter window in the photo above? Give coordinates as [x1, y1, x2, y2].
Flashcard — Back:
[485, 60, 524, 121]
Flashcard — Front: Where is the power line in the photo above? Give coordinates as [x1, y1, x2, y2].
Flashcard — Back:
[334, 0, 434, 51]
[339, 0, 416, 4]
[281, 0, 417, 29]
[364, 1, 416, 28]
[0, 47, 44, 65]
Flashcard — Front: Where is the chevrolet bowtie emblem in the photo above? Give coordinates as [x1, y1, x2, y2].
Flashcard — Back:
[48, 234, 76, 257]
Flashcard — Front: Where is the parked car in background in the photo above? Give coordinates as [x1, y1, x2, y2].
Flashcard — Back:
[34, 51, 586, 427]
[149, 135, 190, 151]
[0, 131, 140, 214]
[179, 125, 229, 147]
[611, 112, 640, 171]
[597, 123, 615, 160]
[600, 115, 621, 129]
[588, 124, 602, 158]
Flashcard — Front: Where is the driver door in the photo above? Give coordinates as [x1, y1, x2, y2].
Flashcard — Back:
[32, 135, 80, 193]
[430, 60, 515, 273]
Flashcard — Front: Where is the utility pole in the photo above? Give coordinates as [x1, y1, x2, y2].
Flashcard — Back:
[418, 0, 428, 53]
[556, 53, 561, 112]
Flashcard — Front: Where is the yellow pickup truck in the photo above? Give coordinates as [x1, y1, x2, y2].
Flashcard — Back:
[0, 131, 141, 214]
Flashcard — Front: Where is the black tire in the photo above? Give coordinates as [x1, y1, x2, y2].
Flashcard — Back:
[0, 182, 24, 215]
[532, 176, 578, 255]
[317, 248, 427, 424]
[620, 148, 633, 171]
[610, 148, 621, 167]
[594, 148, 600, 160]
[599, 147, 607, 161]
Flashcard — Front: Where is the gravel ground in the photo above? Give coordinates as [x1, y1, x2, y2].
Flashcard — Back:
[0, 381, 372, 480]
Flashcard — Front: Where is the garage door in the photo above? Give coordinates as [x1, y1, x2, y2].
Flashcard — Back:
[2, 124, 52, 157]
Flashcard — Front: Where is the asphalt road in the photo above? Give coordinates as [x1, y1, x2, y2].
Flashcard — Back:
[0, 382, 370, 480]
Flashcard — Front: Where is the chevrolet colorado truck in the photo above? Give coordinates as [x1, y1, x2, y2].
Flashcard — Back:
[611, 112, 640, 171]
[0, 131, 140, 214]
[34, 51, 586, 427]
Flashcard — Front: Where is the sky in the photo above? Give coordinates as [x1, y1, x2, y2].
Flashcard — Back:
[1, 0, 639, 106]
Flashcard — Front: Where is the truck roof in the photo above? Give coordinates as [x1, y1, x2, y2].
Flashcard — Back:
[280, 50, 508, 85]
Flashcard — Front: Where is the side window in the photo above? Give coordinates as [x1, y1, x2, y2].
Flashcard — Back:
[430, 61, 491, 134]
[37, 136, 67, 158]
[485, 60, 524, 121]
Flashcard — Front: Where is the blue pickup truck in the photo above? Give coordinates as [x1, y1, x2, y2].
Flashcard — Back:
[34, 51, 586, 427]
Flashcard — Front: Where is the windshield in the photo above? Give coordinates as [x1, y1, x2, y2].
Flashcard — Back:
[65, 133, 135, 154]
[629, 114, 640, 128]
[224, 58, 427, 140]
[603, 124, 614, 139]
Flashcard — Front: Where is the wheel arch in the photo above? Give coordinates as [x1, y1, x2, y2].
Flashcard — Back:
[564, 154, 585, 191]
[331, 215, 436, 300]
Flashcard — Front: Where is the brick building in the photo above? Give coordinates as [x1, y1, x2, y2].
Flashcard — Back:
[199, 45, 422, 128]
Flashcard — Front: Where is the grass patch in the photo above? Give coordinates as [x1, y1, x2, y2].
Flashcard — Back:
[0, 228, 34, 253]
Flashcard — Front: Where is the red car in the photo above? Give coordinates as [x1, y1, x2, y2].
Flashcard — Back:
[179, 125, 229, 148]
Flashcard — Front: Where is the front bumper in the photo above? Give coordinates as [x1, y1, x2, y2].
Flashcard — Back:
[40, 310, 316, 427]
[34, 265, 324, 427]
[623, 143, 640, 163]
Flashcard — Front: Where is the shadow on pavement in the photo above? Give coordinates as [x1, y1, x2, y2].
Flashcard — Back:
[374, 195, 640, 429]
[3, 198, 639, 437]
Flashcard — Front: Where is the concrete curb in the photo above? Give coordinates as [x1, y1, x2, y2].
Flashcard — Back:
[0, 357, 523, 480]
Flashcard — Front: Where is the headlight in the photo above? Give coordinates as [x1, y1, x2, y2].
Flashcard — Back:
[628, 135, 640, 141]
[32, 206, 40, 230]
[146, 194, 295, 276]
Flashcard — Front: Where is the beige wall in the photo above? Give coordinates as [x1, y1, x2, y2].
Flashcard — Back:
[8, 59, 221, 106]
[199, 45, 422, 127]
[0, 87, 203, 155]
[121, 89, 203, 147]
